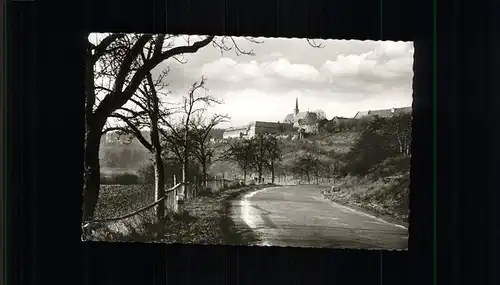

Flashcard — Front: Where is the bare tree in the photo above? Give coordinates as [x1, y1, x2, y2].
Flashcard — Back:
[159, 77, 222, 200]
[84, 33, 325, 221]
[391, 114, 412, 156]
[314, 109, 327, 121]
[105, 61, 171, 223]
[84, 34, 218, 221]
[84, 33, 266, 221]
[189, 113, 230, 187]
[262, 135, 282, 184]
[250, 134, 266, 183]
[292, 153, 317, 184]
[223, 139, 256, 183]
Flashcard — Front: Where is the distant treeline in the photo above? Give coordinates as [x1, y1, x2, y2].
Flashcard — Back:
[317, 117, 371, 134]
[100, 127, 227, 170]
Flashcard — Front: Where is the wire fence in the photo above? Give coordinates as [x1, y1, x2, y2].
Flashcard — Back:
[83, 173, 329, 231]
[82, 177, 238, 228]
[205, 178, 239, 192]
[82, 182, 187, 227]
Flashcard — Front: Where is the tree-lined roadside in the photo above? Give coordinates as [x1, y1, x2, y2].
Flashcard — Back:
[83, 184, 268, 244]
[83, 33, 322, 235]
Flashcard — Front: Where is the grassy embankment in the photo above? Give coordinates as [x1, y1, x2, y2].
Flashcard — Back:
[212, 131, 410, 225]
[207, 132, 410, 225]
[315, 131, 410, 224]
[322, 171, 410, 224]
[83, 183, 267, 244]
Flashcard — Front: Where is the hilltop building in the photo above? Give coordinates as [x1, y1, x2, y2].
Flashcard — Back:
[283, 98, 319, 135]
[223, 125, 252, 139]
[223, 121, 294, 139]
[354, 107, 412, 120]
[104, 131, 121, 144]
[332, 116, 355, 124]
[103, 130, 152, 145]
[222, 98, 320, 140]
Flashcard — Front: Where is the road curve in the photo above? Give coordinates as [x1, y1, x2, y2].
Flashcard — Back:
[230, 185, 408, 249]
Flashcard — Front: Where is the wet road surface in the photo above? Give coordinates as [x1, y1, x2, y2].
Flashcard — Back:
[230, 185, 408, 249]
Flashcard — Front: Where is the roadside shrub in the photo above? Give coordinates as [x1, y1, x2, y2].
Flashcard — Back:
[369, 156, 411, 179]
[223, 183, 242, 190]
[198, 187, 214, 197]
[83, 209, 163, 242]
[137, 161, 204, 185]
[100, 172, 140, 185]
[385, 173, 410, 199]
[137, 163, 155, 184]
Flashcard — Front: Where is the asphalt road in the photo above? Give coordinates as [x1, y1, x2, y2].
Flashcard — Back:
[230, 185, 408, 249]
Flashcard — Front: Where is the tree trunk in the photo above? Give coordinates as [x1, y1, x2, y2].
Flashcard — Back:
[202, 162, 207, 188]
[151, 128, 165, 223]
[259, 135, 264, 183]
[243, 169, 247, 184]
[82, 122, 103, 222]
[82, 48, 101, 222]
[258, 167, 263, 183]
[181, 119, 190, 199]
[182, 159, 187, 198]
[153, 156, 165, 220]
[271, 160, 275, 184]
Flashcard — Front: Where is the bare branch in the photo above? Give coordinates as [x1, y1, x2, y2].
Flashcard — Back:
[110, 113, 153, 152]
[101, 126, 128, 135]
[94, 86, 114, 94]
[171, 55, 188, 64]
[153, 35, 166, 57]
[116, 107, 148, 119]
[113, 35, 153, 94]
[306, 39, 325, 48]
[129, 95, 150, 113]
[211, 36, 263, 56]
[94, 35, 215, 121]
[92, 33, 126, 60]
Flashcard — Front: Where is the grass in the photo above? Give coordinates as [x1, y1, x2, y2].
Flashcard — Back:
[100, 168, 141, 185]
[322, 174, 410, 224]
[83, 183, 266, 244]
[93, 184, 155, 220]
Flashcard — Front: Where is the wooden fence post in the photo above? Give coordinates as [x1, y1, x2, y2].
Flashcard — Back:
[194, 176, 197, 196]
[158, 185, 166, 237]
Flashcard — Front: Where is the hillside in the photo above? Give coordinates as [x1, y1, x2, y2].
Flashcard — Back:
[98, 129, 360, 179]
[207, 131, 360, 180]
[208, 114, 411, 224]
[97, 115, 411, 224]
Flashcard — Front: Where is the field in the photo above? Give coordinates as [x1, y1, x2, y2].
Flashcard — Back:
[90, 120, 411, 241]
[85, 184, 264, 244]
[94, 184, 155, 220]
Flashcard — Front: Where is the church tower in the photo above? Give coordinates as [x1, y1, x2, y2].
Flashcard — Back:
[294, 98, 299, 116]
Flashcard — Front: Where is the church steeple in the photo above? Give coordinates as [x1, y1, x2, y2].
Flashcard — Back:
[294, 98, 299, 115]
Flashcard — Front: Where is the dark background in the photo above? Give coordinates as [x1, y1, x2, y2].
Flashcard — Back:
[7, 0, 499, 284]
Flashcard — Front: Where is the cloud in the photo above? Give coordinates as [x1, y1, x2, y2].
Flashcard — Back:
[90, 34, 414, 126]
[196, 40, 413, 96]
[199, 57, 322, 84]
[321, 41, 413, 82]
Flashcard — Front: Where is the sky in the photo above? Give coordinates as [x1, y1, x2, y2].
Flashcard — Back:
[91, 34, 414, 129]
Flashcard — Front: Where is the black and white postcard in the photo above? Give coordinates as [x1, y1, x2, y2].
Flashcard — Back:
[82, 34, 412, 250]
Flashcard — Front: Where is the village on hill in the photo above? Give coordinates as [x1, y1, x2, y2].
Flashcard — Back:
[84, 34, 412, 248]
[219, 98, 412, 141]
[102, 98, 412, 144]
